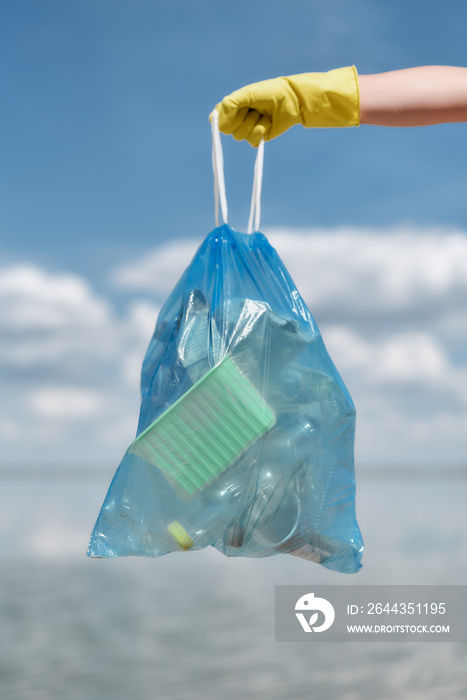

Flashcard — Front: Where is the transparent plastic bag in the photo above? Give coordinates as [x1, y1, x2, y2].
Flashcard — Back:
[87, 115, 363, 573]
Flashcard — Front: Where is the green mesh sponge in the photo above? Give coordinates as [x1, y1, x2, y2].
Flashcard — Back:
[128, 354, 276, 499]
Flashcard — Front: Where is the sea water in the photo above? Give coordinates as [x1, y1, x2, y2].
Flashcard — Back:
[1, 468, 466, 700]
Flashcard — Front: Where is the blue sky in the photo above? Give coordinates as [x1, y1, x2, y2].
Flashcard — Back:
[2, 0, 467, 273]
[1, 1, 467, 469]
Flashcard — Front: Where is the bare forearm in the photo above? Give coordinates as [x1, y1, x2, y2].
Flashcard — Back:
[359, 66, 467, 126]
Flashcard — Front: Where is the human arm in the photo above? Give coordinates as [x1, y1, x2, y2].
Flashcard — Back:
[359, 66, 467, 126]
[212, 65, 467, 146]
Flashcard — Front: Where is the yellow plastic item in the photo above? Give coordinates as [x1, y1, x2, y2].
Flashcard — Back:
[211, 66, 360, 147]
[167, 521, 194, 550]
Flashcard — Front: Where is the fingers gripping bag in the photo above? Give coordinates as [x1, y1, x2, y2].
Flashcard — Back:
[87, 113, 364, 573]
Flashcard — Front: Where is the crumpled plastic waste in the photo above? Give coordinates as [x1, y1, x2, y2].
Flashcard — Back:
[87, 223, 363, 573]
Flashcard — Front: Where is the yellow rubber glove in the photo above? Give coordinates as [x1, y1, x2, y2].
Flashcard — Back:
[211, 66, 360, 147]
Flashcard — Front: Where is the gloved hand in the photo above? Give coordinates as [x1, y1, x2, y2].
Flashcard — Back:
[211, 66, 360, 147]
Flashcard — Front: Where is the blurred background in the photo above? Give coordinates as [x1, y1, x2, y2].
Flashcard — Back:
[1, 1, 466, 698]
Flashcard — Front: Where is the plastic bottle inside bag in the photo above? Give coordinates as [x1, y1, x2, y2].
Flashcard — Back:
[177, 290, 222, 383]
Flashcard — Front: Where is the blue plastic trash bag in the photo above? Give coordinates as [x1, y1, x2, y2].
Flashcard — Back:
[87, 116, 363, 573]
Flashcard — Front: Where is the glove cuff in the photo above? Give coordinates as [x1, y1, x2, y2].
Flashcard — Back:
[287, 66, 360, 128]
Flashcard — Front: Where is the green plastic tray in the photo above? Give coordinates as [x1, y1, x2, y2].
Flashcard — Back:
[128, 354, 276, 498]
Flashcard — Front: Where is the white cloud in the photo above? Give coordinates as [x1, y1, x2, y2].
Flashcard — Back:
[266, 226, 467, 330]
[120, 300, 158, 387]
[324, 327, 450, 385]
[2, 224, 467, 467]
[323, 324, 467, 465]
[0, 263, 159, 466]
[0, 264, 109, 329]
[112, 238, 198, 294]
[28, 387, 103, 419]
[0, 264, 115, 369]
[112, 225, 467, 333]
